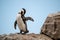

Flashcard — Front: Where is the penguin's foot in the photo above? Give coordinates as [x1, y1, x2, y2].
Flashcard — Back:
[17, 32, 22, 34]
[24, 30, 29, 34]
[17, 33, 25, 35]
[26, 30, 29, 33]
[17, 30, 29, 35]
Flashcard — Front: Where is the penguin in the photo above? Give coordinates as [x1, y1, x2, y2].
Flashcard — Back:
[14, 8, 34, 34]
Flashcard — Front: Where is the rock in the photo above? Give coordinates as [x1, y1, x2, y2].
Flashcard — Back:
[0, 33, 52, 40]
[41, 12, 60, 40]
[0, 34, 7, 40]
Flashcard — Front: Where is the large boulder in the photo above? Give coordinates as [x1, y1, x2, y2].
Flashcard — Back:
[0, 33, 52, 40]
[41, 12, 60, 40]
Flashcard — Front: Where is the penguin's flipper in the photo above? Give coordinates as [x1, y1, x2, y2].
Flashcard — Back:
[14, 20, 17, 29]
[25, 17, 34, 22]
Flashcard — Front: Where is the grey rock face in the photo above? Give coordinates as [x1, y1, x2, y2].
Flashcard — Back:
[41, 12, 60, 40]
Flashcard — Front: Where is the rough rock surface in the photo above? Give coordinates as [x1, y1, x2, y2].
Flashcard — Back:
[0, 33, 52, 40]
[41, 12, 60, 40]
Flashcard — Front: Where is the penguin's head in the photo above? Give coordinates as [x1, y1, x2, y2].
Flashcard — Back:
[22, 8, 26, 15]
[18, 8, 26, 16]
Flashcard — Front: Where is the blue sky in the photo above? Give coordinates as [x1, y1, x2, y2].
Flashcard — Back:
[0, 0, 60, 34]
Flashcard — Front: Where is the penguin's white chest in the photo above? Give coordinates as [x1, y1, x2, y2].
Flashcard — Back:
[16, 14, 26, 32]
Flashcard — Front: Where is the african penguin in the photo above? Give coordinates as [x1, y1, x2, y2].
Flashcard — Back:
[14, 8, 34, 34]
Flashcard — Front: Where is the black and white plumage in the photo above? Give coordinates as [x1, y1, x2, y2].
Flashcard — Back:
[14, 8, 34, 34]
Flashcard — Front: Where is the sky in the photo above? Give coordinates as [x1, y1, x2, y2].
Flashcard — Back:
[0, 0, 60, 34]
